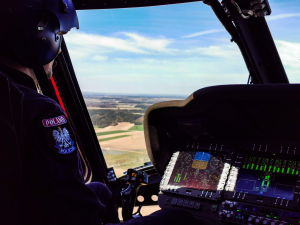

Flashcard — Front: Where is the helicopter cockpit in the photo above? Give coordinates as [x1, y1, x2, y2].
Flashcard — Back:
[1, 0, 299, 224]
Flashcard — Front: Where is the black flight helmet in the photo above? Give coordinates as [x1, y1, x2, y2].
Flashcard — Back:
[0, 0, 79, 67]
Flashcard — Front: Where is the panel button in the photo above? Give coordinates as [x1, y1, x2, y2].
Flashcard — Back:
[188, 202, 195, 208]
[171, 198, 177, 205]
[177, 199, 183, 206]
[194, 202, 201, 209]
[211, 205, 218, 212]
[164, 198, 171, 205]
[183, 200, 189, 207]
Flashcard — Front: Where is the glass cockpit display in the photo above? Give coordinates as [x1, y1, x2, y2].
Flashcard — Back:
[234, 156, 299, 200]
[168, 151, 227, 191]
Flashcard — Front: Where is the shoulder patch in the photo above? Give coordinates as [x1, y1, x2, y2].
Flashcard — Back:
[52, 127, 76, 154]
[42, 115, 67, 127]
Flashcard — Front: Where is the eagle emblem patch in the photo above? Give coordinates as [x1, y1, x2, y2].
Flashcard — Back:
[52, 127, 76, 154]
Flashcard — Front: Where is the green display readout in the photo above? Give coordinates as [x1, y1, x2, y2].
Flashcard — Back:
[242, 157, 300, 176]
[174, 174, 181, 182]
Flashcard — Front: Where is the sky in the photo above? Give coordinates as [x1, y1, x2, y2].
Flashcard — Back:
[65, 0, 300, 97]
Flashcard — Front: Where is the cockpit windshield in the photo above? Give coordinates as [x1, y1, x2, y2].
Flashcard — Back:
[66, 1, 300, 176]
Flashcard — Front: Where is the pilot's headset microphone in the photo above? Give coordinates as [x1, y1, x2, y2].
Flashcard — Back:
[0, 0, 79, 97]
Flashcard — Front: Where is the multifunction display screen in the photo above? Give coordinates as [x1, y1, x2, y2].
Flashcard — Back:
[168, 151, 227, 191]
[235, 156, 299, 200]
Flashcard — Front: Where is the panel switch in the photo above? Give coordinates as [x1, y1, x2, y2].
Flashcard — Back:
[171, 198, 177, 205]
[188, 202, 195, 208]
[211, 205, 218, 212]
[194, 202, 201, 209]
[177, 199, 183, 206]
[182, 200, 189, 207]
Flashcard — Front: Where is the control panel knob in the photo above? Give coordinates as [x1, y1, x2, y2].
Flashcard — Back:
[219, 212, 225, 218]
[255, 218, 261, 224]
[222, 201, 229, 209]
[262, 220, 268, 225]
[248, 217, 255, 222]
[226, 213, 233, 220]
[229, 203, 237, 209]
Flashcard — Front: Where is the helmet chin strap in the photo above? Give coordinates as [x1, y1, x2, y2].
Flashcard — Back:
[33, 66, 56, 100]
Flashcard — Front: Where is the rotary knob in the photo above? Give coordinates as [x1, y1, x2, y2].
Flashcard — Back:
[229, 203, 237, 210]
[271, 221, 282, 225]
[226, 213, 233, 220]
[255, 218, 261, 224]
[219, 212, 225, 218]
[271, 221, 284, 225]
[248, 217, 256, 222]
[222, 201, 229, 209]
[262, 219, 269, 225]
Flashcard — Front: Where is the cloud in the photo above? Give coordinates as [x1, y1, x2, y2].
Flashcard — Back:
[114, 58, 131, 62]
[64, 31, 254, 95]
[121, 32, 176, 54]
[64, 31, 175, 57]
[182, 29, 225, 38]
[266, 13, 300, 22]
[275, 40, 300, 68]
[190, 45, 240, 58]
[75, 56, 249, 95]
[65, 31, 148, 54]
[91, 55, 108, 61]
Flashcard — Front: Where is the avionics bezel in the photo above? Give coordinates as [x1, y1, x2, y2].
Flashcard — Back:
[160, 144, 234, 201]
[224, 151, 300, 210]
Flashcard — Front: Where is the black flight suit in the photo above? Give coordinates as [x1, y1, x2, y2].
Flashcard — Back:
[0, 64, 197, 225]
[0, 64, 112, 225]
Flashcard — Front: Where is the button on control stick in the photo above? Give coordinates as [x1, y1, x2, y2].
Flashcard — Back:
[121, 169, 148, 221]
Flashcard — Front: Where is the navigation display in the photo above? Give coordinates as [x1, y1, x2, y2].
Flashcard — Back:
[234, 156, 299, 200]
[168, 151, 227, 191]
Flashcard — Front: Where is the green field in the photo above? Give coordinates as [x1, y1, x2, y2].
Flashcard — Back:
[93, 125, 99, 128]
[128, 125, 144, 131]
[116, 161, 150, 171]
[98, 135, 131, 142]
[96, 130, 130, 136]
[103, 150, 149, 176]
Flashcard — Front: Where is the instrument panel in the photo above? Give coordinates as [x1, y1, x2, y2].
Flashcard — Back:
[145, 84, 300, 225]
[159, 144, 300, 225]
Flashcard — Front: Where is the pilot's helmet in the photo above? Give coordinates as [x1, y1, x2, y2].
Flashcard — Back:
[0, 0, 79, 67]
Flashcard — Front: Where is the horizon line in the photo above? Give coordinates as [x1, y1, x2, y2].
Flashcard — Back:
[82, 91, 189, 98]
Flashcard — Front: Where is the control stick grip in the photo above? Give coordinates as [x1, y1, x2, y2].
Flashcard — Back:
[122, 184, 141, 221]
[121, 169, 148, 221]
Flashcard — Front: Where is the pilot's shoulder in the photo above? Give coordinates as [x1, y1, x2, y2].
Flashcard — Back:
[22, 87, 65, 120]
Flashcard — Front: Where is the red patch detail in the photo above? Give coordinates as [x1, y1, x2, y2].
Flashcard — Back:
[42, 115, 67, 127]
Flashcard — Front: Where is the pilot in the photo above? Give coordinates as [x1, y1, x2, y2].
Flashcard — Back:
[0, 1, 196, 225]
